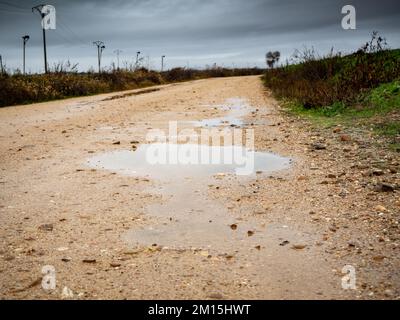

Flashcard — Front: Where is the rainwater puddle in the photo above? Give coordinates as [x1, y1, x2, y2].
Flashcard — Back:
[87, 144, 291, 180]
[120, 170, 309, 252]
[191, 98, 251, 127]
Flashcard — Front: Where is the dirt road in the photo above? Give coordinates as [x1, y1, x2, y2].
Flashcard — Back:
[0, 76, 398, 299]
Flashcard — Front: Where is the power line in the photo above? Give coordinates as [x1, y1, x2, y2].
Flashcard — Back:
[0, 1, 29, 16]
[57, 16, 89, 47]
[53, 28, 78, 47]
[0, 1, 27, 11]
[0, 7, 29, 15]
[1, 2, 88, 48]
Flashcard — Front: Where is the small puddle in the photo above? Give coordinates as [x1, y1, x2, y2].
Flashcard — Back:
[191, 98, 251, 127]
[87, 144, 291, 180]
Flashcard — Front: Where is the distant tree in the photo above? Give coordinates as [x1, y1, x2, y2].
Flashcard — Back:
[266, 51, 281, 68]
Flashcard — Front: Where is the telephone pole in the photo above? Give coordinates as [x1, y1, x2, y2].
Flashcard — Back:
[32, 5, 48, 73]
[22, 35, 30, 74]
[136, 51, 141, 69]
[114, 49, 122, 70]
[0, 54, 4, 74]
[93, 41, 105, 73]
[161, 55, 166, 72]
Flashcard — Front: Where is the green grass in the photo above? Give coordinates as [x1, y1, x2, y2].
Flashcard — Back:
[374, 121, 400, 136]
[283, 81, 400, 150]
[286, 81, 400, 121]
[363, 81, 400, 114]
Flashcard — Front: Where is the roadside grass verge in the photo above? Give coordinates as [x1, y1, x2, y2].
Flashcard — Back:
[264, 33, 399, 150]
[263, 33, 400, 109]
[282, 81, 400, 150]
[285, 81, 400, 120]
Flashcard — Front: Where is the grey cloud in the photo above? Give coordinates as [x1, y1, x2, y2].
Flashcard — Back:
[0, 0, 399, 72]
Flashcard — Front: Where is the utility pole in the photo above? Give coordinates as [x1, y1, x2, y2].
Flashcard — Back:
[161, 55, 166, 72]
[114, 49, 122, 70]
[93, 41, 105, 73]
[100, 45, 105, 71]
[32, 5, 48, 73]
[136, 51, 141, 69]
[0, 54, 3, 74]
[22, 35, 30, 75]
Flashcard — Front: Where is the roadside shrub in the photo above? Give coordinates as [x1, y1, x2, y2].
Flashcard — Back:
[0, 67, 264, 107]
[264, 33, 400, 108]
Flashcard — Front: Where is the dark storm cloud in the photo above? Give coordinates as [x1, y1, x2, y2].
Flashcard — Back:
[0, 0, 399, 72]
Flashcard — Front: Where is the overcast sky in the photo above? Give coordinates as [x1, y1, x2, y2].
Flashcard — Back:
[0, 0, 399, 73]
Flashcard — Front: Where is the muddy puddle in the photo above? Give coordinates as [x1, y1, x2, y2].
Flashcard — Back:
[191, 98, 251, 127]
[86, 97, 298, 252]
[121, 179, 312, 253]
[87, 144, 291, 180]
